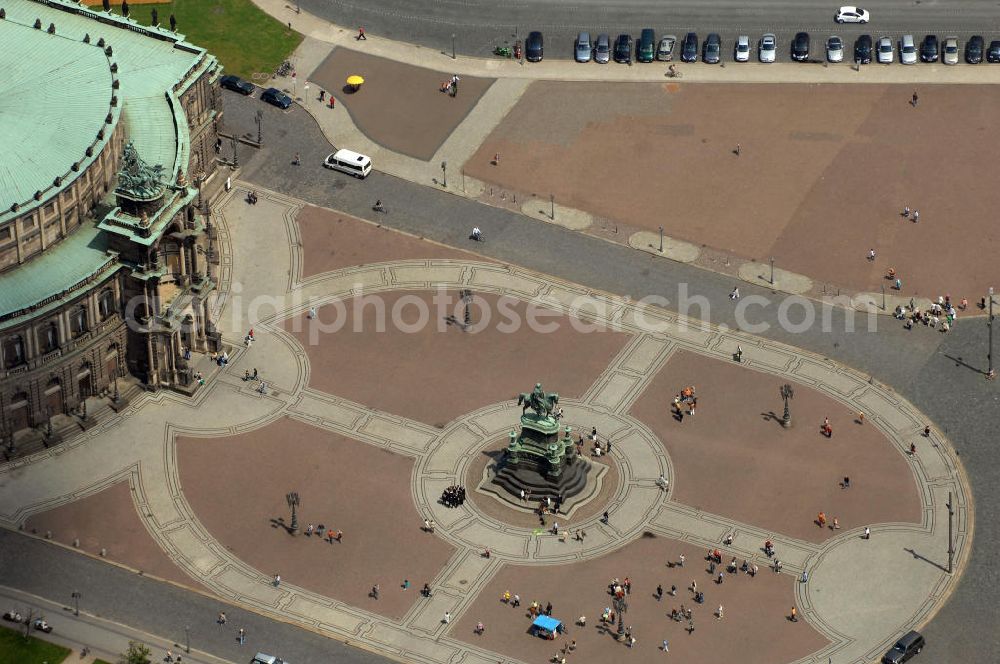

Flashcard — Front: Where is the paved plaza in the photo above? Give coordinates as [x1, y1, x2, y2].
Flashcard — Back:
[1, 189, 970, 664]
[3, 2, 997, 663]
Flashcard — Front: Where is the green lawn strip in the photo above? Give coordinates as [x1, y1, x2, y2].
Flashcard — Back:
[108, 0, 302, 80]
[0, 624, 71, 664]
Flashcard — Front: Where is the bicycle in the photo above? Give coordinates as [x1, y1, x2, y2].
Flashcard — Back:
[372, 201, 388, 214]
[665, 66, 683, 79]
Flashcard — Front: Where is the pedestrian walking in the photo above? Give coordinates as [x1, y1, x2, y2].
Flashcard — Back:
[656, 584, 663, 601]
[735, 143, 741, 156]
[717, 571, 724, 584]
[273, 574, 280, 587]
[801, 570, 809, 583]
[307, 306, 317, 319]
[403, 579, 410, 590]
[902, 206, 910, 218]
[218, 612, 227, 624]
[424, 519, 431, 532]
[717, 604, 724, 619]
[443, 611, 451, 623]
[895, 278, 902, 290]
[924, 425, 931, 437]
[864, 527, 871, 540]
[422, 583, 432, 597]
[833, 516, 840, 529]
[670, 584, 677, 596]
[913, 209, 919, 223]
[691, 579, 697, 593]
[372, 584, 380, 599]
[292, 152, 300, 165]
[817, 512, 827, 528]
[790, 606, 798, 622]
[662, 639, 670, 652]
[601, 510, 609, 524]
[868, 248, 876, 261]
[910, 442, 917, 455]
[678, 553, 685, 567]
[238, 627, 245, 645]
[357, 26, 367, 40]
[911, 91, 918, 106]
[319, 89, 326, 102]
[687, 618, 695, 634]
[730, 287, 740, 300]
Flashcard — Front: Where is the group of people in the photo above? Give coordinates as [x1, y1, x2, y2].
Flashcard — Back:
[672, 386, 698, 420]
[895, 294, 962, 333]
[440, 74, 461, 96]
[441, 485, 466, 507]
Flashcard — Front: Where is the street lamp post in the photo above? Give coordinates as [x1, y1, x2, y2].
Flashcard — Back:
[255, 110, 263, 145]
[71, 590, 80, 616]
[947, 491, 954, 574]
[780, 383, 794, 428]
[550, 194, 555, 220]
[451, 33, 456, 59]
[441, 160, 447, 188]
[988, 287, 995, 377]
[881, 284, 886, 311]
[658, 225, 664, 252]
[769, 256, 775, 285]
[286, 491, 300, 534]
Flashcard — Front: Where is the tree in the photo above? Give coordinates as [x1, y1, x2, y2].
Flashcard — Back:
[121, 0, 129, 18]
[151, 8, 158, 26]
[169, 13, 177, 31]
[102, 0, 110, 11]
[119, 641, 152, 664]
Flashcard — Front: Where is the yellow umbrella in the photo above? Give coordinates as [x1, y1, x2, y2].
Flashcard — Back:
[346, 75, 364, 86]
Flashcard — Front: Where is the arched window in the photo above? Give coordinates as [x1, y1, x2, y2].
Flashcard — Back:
[72, 305, 88, 337]
[44, 321, 59, 351]
[99, 289, 115, 320]
[3, 336, 25, 368]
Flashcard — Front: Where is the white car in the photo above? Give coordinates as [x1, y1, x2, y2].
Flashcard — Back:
[759, 33, 777, 62]
[836, 6, 870, 23]
[877, 36, 893, 63]
[900, 35, 917, 64]
[943, 36, 959, 64]
[735, 35, 751, 61]
[827, 35, 844, 62]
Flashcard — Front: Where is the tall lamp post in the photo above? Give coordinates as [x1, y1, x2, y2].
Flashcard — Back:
[286, 491, 300, 534]
[658, 225, 664, 252]
[255, 110, 263, 145]
[71, 590, 81, 616]
[440, 160, 447, 188]
[780, 384, 794, 428]
[451, 33, 456, 59]
[988, 287, 995, 377]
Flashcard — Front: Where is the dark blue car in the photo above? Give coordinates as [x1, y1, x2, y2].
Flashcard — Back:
[261, 87, 292, 109]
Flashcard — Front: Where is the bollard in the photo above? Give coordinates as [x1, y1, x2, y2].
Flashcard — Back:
[73, 538, 79, 547]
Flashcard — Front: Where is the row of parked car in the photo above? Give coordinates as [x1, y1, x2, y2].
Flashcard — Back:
[220, 75, 293, 108]
[562, 30, 1000, 65]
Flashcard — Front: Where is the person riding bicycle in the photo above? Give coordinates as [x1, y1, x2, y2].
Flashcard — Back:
[471, 226, 482, 242]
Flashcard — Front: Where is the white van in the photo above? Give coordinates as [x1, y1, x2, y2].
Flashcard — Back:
[323, 149, 372, 178]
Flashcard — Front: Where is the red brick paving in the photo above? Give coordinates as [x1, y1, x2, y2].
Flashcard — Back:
[310, 49, 494, 160]
[23, 481, 207, 592]
[176, 417, 455, 621]
[296, 205, 484, 278]
[454, 535, 827, 664]
[466, 81, 1000, 299]
[631, 350, 921, 543]
[285, 291, 630, 427]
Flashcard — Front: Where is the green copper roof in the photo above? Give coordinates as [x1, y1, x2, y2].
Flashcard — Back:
[0, 220, 116, 321]
[0, 17, 114, 218]
[0, 0, 211, 224]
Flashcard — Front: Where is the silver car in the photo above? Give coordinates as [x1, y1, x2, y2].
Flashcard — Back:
[877, 36, 893, 63]
[657, 35, 677, 61]
[735, 35, 750, 62]
[759, 33, 776, 63]
[827, 35, 844, 62]
[594, 33, 611, 64]
[943, 36, 959, 64]
[575, 32, 592, 62]
[900, 34, 917, 64]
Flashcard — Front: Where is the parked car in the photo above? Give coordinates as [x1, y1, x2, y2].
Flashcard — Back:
[251, 654, 289, 664]
[835, 6, 870, 23]
[900, 35, 917, 64]
[881, 630, 924, 664]
[735, 35, 751, 62]
[614, 34, 633, 63]
[759, 33, 777, 63]
[877, 36, 894, 64]
[920, 35, 938, 62]
[792, 32, 810, 61]
[943, 36, 959, 64]
[657, 35, 677, 61]
[966, 35, 984, 63]
[575, 32, 592, 62]
[638, 28, 656, 62]
[220, 75, 254, 95]
[525, 31, 544, 61]
[826, 35, 844, 62]
[595, 33, 611, 63]
[681, 32, 699, 62]
[854, 34, 873, 63]
[703, 33, 721, 63]
[260, 87, 291, 109]
[988, 40, 1000, 63]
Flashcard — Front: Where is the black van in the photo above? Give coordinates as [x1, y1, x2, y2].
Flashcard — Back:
[882, 631, 924, 664]
[638, 28, 656, 62]
[526, 31, 544, 62]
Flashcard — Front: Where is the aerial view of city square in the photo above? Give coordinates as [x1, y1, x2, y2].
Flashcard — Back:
[1, 1, 998, 663]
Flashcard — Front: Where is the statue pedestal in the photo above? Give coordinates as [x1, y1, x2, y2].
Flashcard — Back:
[490, 413, 591, 502]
